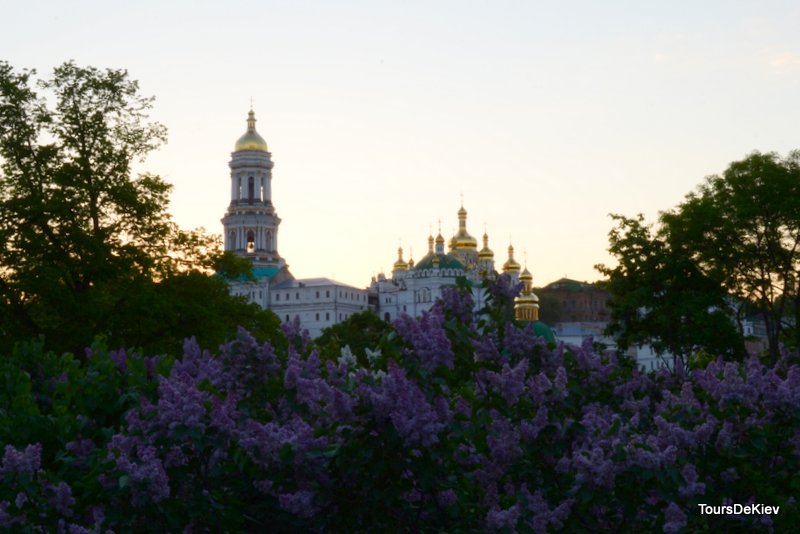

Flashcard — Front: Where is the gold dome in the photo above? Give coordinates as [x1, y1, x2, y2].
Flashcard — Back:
[235, 110, 269, 152]
[452, 204, 478, 250]
[478, 232, 494, 260]
[515, 267, 540, 321]
[502, 244, 521, 273]
[393, 246, 408, 271]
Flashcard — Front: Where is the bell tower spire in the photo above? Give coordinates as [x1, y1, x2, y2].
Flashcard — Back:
[221, 109, 291, 277]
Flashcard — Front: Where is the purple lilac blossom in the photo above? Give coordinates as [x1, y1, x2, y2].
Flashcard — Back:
[394, 307, 455, 371]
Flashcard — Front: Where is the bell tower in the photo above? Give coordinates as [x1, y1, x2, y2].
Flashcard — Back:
[221, 110, 289, 275]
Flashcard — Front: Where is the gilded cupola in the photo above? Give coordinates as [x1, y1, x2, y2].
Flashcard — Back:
[452, 204, 478, 251]
[515, 266, 540, 321]
[393, 246, 408, 271]
[234, 110, 269, 152]
[478, 232, 494, 261]
[502, 243, 521, 273]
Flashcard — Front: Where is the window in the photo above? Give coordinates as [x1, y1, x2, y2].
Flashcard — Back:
[326, 312, 330, 321]
[384, 312, 391, 321]
[276, 294, 280, 301]
[296, 292, 300, 300]
[326, 290, 330, 298]
[316, 291, 320, 298]
[286, 293, 290, 300]
[248, 176, 254, 204]
[246, 230, 255, 253]
[316, 313, 319, 321]
[285, 315, 289, 322]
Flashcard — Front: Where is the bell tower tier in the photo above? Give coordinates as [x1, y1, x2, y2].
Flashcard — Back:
[221, 110, 290, 274]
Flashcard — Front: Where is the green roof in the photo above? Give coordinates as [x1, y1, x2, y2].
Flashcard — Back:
[253, 266, 280, 279]
[516, 320, 556, 344]
[412, 252, 465, 271]
[533, 321, 556, 344]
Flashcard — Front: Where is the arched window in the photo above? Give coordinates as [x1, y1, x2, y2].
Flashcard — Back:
[266, 230, 273, 251]
[247, 230, 255, 253]
[229, 230, 236, 250]
[384, 312, 391, 321]
[248, 177, 255, 204]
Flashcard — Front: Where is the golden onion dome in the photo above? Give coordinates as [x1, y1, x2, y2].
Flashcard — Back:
[393, 246, 408, 271]
[478, 232, 494, 260]
[452, 204, 478, 250]
[515, 292, 540, 305]
[503, 244, 521, 273]
[453, 232, 478, 249]
[515, 266, 540, 321]
[235, 110, 269, 152]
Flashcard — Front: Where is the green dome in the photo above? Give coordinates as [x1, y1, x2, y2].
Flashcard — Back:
[532, 321, 556, 344]
[412, 252, 465, 271]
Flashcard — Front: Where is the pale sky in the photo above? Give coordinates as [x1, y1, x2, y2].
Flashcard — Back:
[4, 1, 800, 288]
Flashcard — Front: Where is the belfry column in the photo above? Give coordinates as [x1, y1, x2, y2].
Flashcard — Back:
[221, 109, 287, 270]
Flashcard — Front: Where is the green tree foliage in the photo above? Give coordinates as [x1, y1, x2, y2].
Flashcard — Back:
[0, 62, 279, 354]
[663, 151, 800, 362]
[597, 215, 745, 363]
[315, 310, 395, 364]
[598, 150, 800, 363]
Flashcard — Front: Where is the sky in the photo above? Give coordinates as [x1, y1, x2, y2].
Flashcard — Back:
[4, 1, 800, 288]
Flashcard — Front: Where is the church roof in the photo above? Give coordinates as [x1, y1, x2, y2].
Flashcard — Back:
[542, 278, 602, 292]
[272, 277, 364, 290]
[253, 266, 281, 279]
[530, 321, 557, 344]
[412, 252, 465, 271]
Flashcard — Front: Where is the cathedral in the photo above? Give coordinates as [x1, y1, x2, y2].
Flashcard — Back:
[222, 110, 552, 341]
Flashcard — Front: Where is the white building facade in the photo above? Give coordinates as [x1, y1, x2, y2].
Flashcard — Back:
[369, 205, 528, 322]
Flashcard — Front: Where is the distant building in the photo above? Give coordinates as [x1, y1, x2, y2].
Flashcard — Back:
[537, 278, 611, 323]
[221, 110, 553, 342]
[222, 110, 367, 337]
[369, 205, 515, 319]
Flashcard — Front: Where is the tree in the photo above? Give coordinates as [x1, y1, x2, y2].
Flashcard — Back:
[0, 62, 272, 354]
[315, 310, 395, 364]
[596, 214, 745, 363]
[663, 151, 800, 362]
[598, 151, 800, 363]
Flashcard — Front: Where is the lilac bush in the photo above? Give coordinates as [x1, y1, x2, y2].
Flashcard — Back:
[1, 276, 799, 531]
